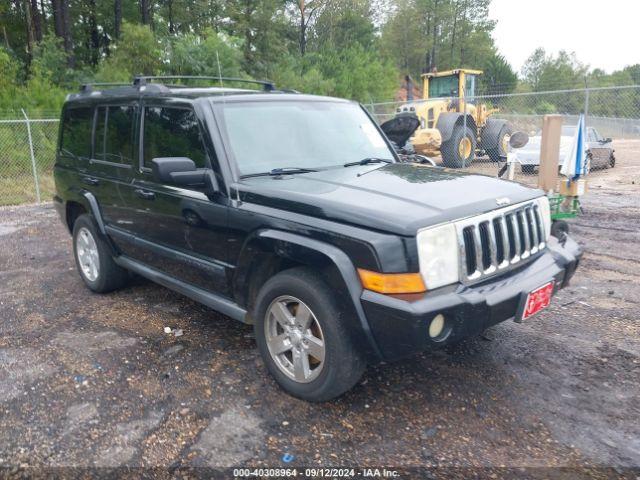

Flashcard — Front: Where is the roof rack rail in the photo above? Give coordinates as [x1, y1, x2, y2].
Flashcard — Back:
[132, 76, 275, 91]
[79, 82, 132, 93]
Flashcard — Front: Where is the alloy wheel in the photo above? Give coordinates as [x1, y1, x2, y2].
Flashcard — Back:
[76, 227, 100, 282]
[264, 295, 325, 383]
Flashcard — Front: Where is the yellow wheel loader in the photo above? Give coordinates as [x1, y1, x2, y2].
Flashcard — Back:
[385, 69, 512, 168]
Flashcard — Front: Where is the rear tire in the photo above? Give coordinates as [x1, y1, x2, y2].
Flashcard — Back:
[483, 122, 513, 162]
[441, 126, 476, 168]
[72, 214, 128, 293]
[253, 267, 366, 402]
[609, 153, 616, 168]
[521, 165, 536, 175]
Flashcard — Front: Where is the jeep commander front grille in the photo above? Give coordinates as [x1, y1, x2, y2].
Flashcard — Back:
[457, 201, 546, 283]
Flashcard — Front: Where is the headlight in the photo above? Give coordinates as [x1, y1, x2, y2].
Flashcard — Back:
[416, 223, 459, 290]
[537, 196, 551, 241]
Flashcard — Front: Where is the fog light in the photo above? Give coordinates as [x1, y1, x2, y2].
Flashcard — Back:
[429, 314, 445, 338]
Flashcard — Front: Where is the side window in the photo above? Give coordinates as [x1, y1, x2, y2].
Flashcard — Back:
[94, 105, 135, 164]
[60, 107, 93, 159]
[143, 107, 207, 170]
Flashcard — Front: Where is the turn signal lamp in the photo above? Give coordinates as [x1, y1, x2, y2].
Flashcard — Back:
[358, 269, 427, 294]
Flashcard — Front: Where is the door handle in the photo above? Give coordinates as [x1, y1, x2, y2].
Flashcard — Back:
[82, 177, 99, 186]
[134, 189, 155, 200]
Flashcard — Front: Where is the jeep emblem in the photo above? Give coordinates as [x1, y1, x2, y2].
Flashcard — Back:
[496, 197, 510, 206]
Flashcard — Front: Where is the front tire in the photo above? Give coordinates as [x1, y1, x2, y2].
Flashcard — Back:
[441, 126, 477, 168]
[72, 214, 128, 293]
[253, 268, 366, 402]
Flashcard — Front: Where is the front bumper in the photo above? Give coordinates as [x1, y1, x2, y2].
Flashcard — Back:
[362, 235, 582, 361]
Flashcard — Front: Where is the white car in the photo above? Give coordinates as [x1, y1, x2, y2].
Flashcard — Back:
[517, 125, 615, 173]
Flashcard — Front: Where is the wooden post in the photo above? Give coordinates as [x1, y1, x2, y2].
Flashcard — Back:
[538, 114, 563, 193]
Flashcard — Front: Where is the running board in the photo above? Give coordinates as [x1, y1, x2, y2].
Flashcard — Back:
[115, 256, 248, 323]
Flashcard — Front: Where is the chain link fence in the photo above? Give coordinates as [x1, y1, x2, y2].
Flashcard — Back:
[367, 84, 640, 187]
[0, 111, 60, 206]
[0, 85, 639, 206]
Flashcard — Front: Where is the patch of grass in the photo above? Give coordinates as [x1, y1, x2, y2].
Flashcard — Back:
[0, 174, 53, 206]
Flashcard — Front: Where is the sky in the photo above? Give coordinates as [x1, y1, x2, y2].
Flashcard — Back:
[488, 0, 639, 75]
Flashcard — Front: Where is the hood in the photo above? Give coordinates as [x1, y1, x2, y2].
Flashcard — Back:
[238, 163, 542, 236]
[380, 113, 420, 147]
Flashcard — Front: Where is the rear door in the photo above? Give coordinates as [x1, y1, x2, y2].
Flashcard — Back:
[123, 99, 230, 294]
[88, 103, 139, 234]
[58, 101, 138, 254]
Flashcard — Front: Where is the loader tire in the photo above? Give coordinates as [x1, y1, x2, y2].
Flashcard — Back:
[483, 121, 513, 162]
[441, 126, 476, 168]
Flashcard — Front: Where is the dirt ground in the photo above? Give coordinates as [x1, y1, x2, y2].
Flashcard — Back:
[0, 141, 639, 478]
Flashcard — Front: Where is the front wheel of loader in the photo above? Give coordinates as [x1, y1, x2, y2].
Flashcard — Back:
[441, 126, 476, 168]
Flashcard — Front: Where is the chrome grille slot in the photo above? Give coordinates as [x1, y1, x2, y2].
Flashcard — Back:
[479, 222, 491, 270]
[455, 200, 547, 284]
[462, 226, 476, 275]
[492, 218, 505, 265]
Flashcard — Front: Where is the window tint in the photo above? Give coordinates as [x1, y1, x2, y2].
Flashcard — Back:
[143, 107, 207, 169]
[95, 105, 135, 164]
[60, 107, 93, 158]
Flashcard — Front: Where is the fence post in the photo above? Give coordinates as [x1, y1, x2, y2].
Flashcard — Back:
[21, 109, 41, 203]
[462, 94, 468, 168]
[584, 88, 590, 127]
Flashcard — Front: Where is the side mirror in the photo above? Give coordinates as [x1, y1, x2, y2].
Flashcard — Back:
[151, 157, 207, 187]
[509, 131, 529, 149]
[603, 137, 612, 143]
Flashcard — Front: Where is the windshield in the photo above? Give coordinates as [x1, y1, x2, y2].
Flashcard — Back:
[429, 76, 458, 98]
[216, 100, 393, 176]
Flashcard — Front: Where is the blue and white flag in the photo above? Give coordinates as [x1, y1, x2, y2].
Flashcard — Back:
[560, 114, 589, 179]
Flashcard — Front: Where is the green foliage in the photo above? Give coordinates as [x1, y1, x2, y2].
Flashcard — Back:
[30, 35, 83, 88]
[315, 45, 398, 103]
[521, 48, 588, 91]
[0, 0, 638, 115]
[270, 54, 336, 96]
[481, 54, 518, 94]
[0, 48, 19, 91]
[97, 23, 163, 81]
[313, 1, 377, 51]
[169, 29, 244, 78]
[381, 0, 504, 89]
[0, 45, 66, 115]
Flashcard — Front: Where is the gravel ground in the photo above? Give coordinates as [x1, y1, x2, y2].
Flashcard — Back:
[1, 147, 639, 478]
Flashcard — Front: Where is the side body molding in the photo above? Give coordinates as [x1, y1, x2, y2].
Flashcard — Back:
[256, 229, 383, 360]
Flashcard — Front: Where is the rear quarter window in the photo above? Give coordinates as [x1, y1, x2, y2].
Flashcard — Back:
[60, 106, 93, 159]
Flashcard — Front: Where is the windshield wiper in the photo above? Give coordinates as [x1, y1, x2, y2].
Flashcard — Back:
[240, 167, 318, 179]
[343, 157, 393, 167]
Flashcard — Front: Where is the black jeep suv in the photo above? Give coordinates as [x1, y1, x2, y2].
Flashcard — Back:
[53, 77, 582, 401]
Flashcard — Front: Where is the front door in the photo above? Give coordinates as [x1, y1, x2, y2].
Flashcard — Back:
[120, 101, 230, 295]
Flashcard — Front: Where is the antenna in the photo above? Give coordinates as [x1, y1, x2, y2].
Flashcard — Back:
[216, 51, 223, 88]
